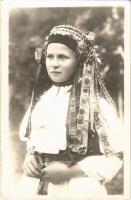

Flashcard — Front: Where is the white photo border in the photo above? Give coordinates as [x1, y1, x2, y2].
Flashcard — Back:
[0, 0, 131, 200]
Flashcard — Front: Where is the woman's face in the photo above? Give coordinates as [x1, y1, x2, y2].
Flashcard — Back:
[46, 43, 77, 83]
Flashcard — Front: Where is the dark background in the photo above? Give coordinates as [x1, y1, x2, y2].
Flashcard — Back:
[9, 7, 124, 194]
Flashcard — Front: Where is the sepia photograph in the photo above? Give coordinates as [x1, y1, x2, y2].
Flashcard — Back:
[0, 0, 130, 199]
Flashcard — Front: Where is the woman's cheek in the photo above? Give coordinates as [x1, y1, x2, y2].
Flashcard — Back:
[46, 60, 51, 71]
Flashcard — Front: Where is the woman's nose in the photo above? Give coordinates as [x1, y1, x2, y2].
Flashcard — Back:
[52, 58, 60, 69]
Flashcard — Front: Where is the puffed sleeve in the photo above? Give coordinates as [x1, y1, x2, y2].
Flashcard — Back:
[98, 98, 124, 154]
[19, 106, 31, 142]
[77, 98, 124, 183]
[77, 155, 123, 183]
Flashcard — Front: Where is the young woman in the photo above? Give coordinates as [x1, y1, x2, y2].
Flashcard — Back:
[17, 25, 123, 198]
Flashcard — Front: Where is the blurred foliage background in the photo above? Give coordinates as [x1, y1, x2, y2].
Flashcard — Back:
[9, 7, 124, 194]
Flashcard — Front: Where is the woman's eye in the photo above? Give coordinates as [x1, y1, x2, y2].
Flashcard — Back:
[59, 55, 69, 60]
[46, 54, 69, 60]
[46, 55, 53, 59]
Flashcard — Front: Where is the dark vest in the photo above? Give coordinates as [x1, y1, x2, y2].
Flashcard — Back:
[67, 128, 103, 163]
[87, 128, 102, 156]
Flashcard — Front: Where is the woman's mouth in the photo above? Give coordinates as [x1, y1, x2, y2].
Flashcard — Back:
[51, 71, 61, 74]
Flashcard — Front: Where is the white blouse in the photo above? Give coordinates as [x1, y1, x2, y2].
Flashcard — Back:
[19, 85, 123, 182]
[19, 85, 72, 153]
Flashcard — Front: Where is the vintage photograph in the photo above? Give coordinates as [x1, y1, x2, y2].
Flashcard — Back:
[0, 1, 130, 199]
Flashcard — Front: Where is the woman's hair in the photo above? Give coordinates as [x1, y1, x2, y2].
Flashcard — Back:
[46, 34, 78, 53]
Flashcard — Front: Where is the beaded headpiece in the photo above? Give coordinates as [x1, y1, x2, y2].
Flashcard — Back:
[44, 25, 95, 56]
[29, 25, 117, 157]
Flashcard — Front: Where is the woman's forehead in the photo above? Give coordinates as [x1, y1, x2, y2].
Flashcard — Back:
[46, 43, 76, 54]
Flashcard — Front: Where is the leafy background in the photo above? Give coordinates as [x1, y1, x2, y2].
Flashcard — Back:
[9, 7, 124, 194]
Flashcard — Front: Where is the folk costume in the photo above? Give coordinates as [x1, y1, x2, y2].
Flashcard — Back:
[17, 25, 123, 198]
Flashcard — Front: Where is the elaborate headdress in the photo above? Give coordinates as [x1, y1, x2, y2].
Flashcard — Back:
[32, 25, 117, 157]
[44, 25, 95, 55]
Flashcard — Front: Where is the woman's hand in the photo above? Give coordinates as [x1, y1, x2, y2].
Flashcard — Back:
[23, 154, 41, 178]
[42, 161, 85, 184]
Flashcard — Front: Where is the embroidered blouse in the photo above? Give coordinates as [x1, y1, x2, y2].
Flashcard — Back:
[19, 85, 123, 182]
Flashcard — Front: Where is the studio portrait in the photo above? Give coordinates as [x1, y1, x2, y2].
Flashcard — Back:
[0, 1, 130, 200]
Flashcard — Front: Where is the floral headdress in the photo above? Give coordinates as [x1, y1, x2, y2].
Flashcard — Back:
[44, 24, 95, 55]
[34, 25, 117, 157]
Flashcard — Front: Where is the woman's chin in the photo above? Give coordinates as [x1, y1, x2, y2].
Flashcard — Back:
[50, 77, 66, 83]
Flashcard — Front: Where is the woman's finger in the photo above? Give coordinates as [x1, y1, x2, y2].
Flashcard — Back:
[23, 167, 34, 177]
[24, 163, 41, 178]
[28, 161, 41, 177]
[30, 155, 41, 173]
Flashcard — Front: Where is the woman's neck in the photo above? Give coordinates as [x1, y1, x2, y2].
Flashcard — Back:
[52, 79, 74, 87]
